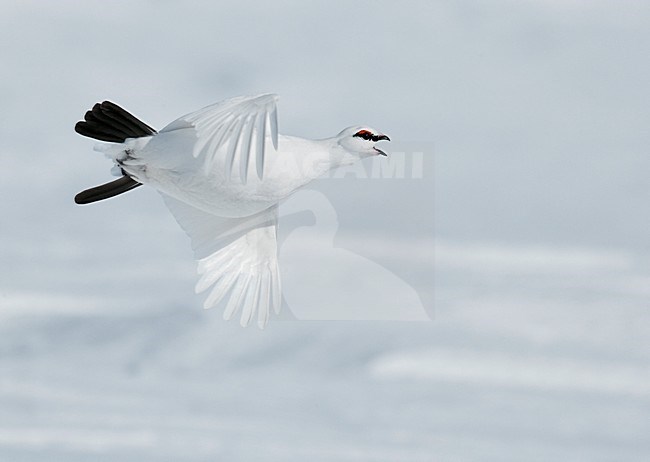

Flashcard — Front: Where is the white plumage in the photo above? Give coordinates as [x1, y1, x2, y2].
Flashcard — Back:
[76, 94, 390, 328]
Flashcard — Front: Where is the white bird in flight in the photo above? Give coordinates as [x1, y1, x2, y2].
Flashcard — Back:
[74, 94, 390, 328]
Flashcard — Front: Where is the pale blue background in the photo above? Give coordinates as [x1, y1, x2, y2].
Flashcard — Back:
[0, 1, 649, 460]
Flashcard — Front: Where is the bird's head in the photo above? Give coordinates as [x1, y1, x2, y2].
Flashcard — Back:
[336, 126, 391, 158]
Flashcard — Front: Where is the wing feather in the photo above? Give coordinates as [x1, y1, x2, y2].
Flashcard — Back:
[269, 106, 279, 150]
[203, 271, 239, 310]
[162, 94, 279, 182]
[238, 113, 256, 183]
[255, 112, 267, 180]
[194, 114, 233, 160]
[257, 272, 271, 328]
[224, 274, 250, 321]
[215, 116, 241, 176]
[161, 193, 280, 328]
[241, 275, 261, 327]
[270, 264, 282, 315]
[195, 246, 238, 292]
[225, 116, 245, 180]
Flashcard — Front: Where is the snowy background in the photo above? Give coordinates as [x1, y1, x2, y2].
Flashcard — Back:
[1, 0, 649, 460]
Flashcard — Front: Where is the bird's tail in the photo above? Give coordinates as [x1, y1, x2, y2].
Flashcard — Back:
[74, 101, 157, 205]
[75, 101, 156, 142]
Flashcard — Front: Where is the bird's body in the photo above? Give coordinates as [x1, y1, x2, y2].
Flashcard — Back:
[75, 94, 389, 328]
[119, 132, 336, 218]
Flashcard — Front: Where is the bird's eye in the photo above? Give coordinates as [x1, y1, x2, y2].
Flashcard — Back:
[354, 130, 373, 141]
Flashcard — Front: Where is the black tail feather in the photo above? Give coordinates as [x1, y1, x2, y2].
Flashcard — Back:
[75, 101, 156, 204]
[75, 176, 142, 205]
[75, 101, 156, 143]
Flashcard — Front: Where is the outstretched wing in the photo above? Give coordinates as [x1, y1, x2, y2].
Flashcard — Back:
[161, 194, 282, 328]
[160, 94, 279, 183]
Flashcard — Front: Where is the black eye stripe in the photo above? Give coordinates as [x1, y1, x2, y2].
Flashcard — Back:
[353, 131, 390, 143]
[354, 130, 374, 141]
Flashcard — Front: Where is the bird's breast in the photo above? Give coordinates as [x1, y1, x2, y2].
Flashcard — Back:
[133, 132, 330, 217]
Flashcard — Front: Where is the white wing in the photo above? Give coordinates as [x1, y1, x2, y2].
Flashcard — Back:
[160, 94, 279, 183]
[161, 193, 282, 328]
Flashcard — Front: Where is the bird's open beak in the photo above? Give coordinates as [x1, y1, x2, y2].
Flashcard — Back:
[374, 134, 390, 156]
